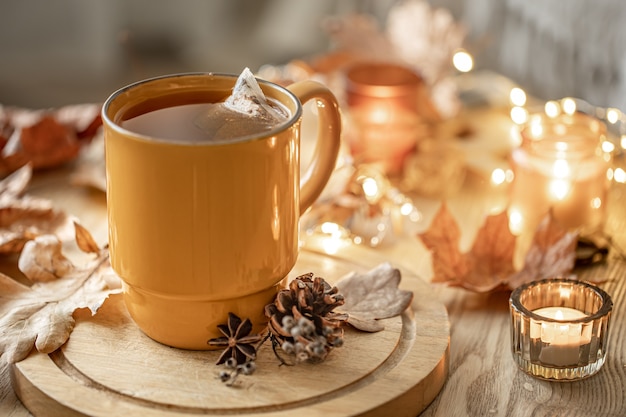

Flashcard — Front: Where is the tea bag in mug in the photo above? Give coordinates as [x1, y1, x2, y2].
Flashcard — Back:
[194, 67, 288, 140]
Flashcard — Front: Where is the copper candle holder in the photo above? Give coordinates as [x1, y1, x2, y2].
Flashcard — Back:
[345, 62, 427, 175]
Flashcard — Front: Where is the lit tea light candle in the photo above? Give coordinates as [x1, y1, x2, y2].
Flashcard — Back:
[510, 278, 612, 381]
[530, 307, 591, 367]
[508, 112, 611, 263]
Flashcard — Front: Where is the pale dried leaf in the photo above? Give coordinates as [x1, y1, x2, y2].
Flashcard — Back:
[0, 164, 76, 254]
[18, 235, 74, 283]
[342, 314, 385, 332]
[508, 212, 578, 289]
[0, 297, 49, 362]
[74, 221, 101, 254]
[335, 263, 413, 332]
[0, 273, 39, 316]
[0, 204, 75, 255]
[0, 163, 31, 202]
[0, 233, 120, 363]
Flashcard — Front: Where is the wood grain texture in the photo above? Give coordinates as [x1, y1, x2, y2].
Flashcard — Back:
[10, 247, 449, 417]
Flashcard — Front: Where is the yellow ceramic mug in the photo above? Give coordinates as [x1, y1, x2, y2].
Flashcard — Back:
[102, 73, 341, 349]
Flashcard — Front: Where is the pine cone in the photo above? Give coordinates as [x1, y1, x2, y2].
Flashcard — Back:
[264, 273, 348, 362]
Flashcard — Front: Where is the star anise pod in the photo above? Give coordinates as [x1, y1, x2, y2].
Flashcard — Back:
[208, 312, 263, 365]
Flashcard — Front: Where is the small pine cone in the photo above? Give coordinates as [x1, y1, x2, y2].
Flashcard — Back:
[264, 273, 348, 361]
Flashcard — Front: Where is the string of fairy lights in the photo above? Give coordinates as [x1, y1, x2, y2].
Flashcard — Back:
[451, 48, 626, 187]
[305, 49, 626, 254]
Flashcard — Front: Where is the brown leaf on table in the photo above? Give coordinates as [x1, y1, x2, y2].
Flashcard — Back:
[0, 103, 102, 175]
[418, 203, 469, 285]
[418, 204, 577, 292]
[0, 161, 31, 199]
[14, 116, 81, 170]
[508, 212, 578, 289]
[0, 223, 121, 364]
[462, 210, 516, 292]
[74, 221, 102, 254]
[0, 164, 75, 254]
[418, 203, 517, 291]
[335, 263, 413, 332]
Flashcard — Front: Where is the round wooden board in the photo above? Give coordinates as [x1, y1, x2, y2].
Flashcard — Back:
[11, 246, 449, 417]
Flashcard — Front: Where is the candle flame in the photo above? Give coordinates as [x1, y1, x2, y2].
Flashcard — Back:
[552, 159, 571, 178]
[549, 178, 571, 200]
[555, 309, 564, 320]
[369, 107, 391, 124]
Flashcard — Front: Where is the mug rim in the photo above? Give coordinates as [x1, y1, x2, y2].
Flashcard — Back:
[101, 72, 302, 146]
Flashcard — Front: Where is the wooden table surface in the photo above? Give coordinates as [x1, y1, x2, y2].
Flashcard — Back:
[1, 113, 625, 416]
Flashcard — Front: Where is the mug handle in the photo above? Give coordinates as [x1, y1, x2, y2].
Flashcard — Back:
[287, 81, 342, 215]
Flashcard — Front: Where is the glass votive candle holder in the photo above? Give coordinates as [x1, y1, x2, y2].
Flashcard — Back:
[508, 112, 611, 267]
[509, 278, 613, 381]
[344, 62, 429, 175]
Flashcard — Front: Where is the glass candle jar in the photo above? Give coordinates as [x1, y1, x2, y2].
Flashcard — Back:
[509, 278, 612, 381]
[345, 62, 428, 175]
[508, 112, 610, 239]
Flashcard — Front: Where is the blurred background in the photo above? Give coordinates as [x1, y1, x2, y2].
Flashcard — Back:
[1, 0, 624, 110]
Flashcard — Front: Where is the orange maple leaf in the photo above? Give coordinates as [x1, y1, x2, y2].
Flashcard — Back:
[418, 203, 469, 286]
[418, 204, 578, 292]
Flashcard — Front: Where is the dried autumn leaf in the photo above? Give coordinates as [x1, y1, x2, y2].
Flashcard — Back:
[335, 263, 413, 332]
[0, 164, 75, 254]
[417, 203, 468, 285]
[508, 212, 578, 289]
[74, 221, 101, 254]
[418, 204, 578, 292]
[0, 224, 120, 363]
[462, 210, 516, 292]
[17, 235, 74, 282]
[0, 103, 101, 175]
[0, 162, 31, 201]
